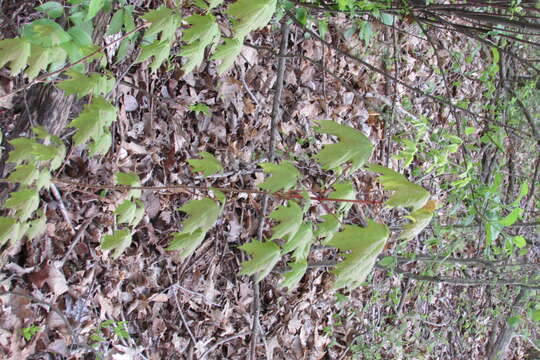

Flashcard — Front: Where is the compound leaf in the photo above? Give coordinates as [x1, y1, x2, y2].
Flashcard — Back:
[226, 0, 277, 40]
[137, 39, 173, 73]
[188, 152, 223, 177]
[239, 239, 281, 282]
[269, 201, 303, 241]
[367, 163, 430, 211]
[314, 120, 373, 172]
[101, 229, 132, 260]
[327, 220, 389, 290]
[258, 160, 300, 193]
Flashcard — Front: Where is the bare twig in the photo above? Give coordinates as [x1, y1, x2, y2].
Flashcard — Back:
[50, 183, 76, 235]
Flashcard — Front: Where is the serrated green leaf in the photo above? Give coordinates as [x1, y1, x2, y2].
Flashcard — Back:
[239, 239, 281, 282]
[166, 230, 205, 259]
[188, 152, 223, 176]
[316, 214, 341, 243]
[367, 163, 430, 211]
[279, 260, 307, 291]
[314, 120, 373, 172]
[212, 38, 242, 75]
[258, 161, 300, 193]
[269, 201, 303, 241]
[58, 71, 115, 99]
[116, 200, 136, 224]
[26, 213, 47, 241]
[88, 131, 111, 156]
[398, 208, 433, 241]
[179, 198, 222, 233]
[36, 2, 64, 18]
[86, 0, 105, 21]
[101, 228, 132, 259]
[137, 39, 173, 72]
[499, 208, 523, 227]
[329, 181, 355, 214]
[188, 103, 211, 115]
[226, 0, 277, 40]
[0, 38, 31, 76]
[69, 96, 116, 146]
[67, 26, 93, 47]
[141, 6, 180, 40]
[179, 14, 220, 74]
[282, 222, 313, 261]
[327, 220, 389, 290]
[0, 217, 18, 245]
[4, 188, 40, 222]
[8, 138, 59, 165]
[22, 19, 71, 47]
[25, 45, 67, 79]
[7, 164, 39, 186]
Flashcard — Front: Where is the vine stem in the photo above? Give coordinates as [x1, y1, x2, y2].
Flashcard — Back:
[51, 178, 383, 205]
[0, 23, 149, 101]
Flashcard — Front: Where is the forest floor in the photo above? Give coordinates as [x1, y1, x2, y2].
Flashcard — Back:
[0, 1, 538, 360]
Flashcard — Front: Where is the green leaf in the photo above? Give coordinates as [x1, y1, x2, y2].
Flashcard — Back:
[282, 222, 313, 261]
[316, 214, 341, 243]
[327, 220, 389, 290]
[279, 260, 307, 291]
[258, 161, 300, 193]
[69, 96, 116, 146]
[398, 207, 433, 241]
[4, 188, 40, 222]
[8, 138, 59, 164]
[0, 38, 31, 76]
[7, 164, 39, 186]
[101, 229, 132, 259]
[88, 131, 111, 156]
[499, 208, 523, 227]
[239, 239, 281, 282]
[36, 2, 64, 18]
[58, 71, 115, 98]
[188, 152, 223, 177]
[67, 26, 93, 47]
[329, 181, 355, 214]
[378, 256, 396, 268]
[141, 6, 180, 40]
[226, 0, 277, 40]
[0, 217, 18, 246]
[22, 19, 71, 47]
[25, 45, 67, 79]
[86, 0, 105, 21]
[26, 213, 47, 241]
[314, 120, 373, 172]
[269, 201, 303, 241]
[116, 199, 144, 227]
[367, 163, 430, 211]
[107, 9, 125, 35]
[212, 38, 243, 75]
[166, 230, 205, 259]
[179, 14, 220, 74]
[137, 39, 173, 72]
[115, 172, 141, 199]
[188, 103, 212, 116]
[531, 309, 540, 322]
[512, 235, 526, 249]
[179, 198, 222, 234]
